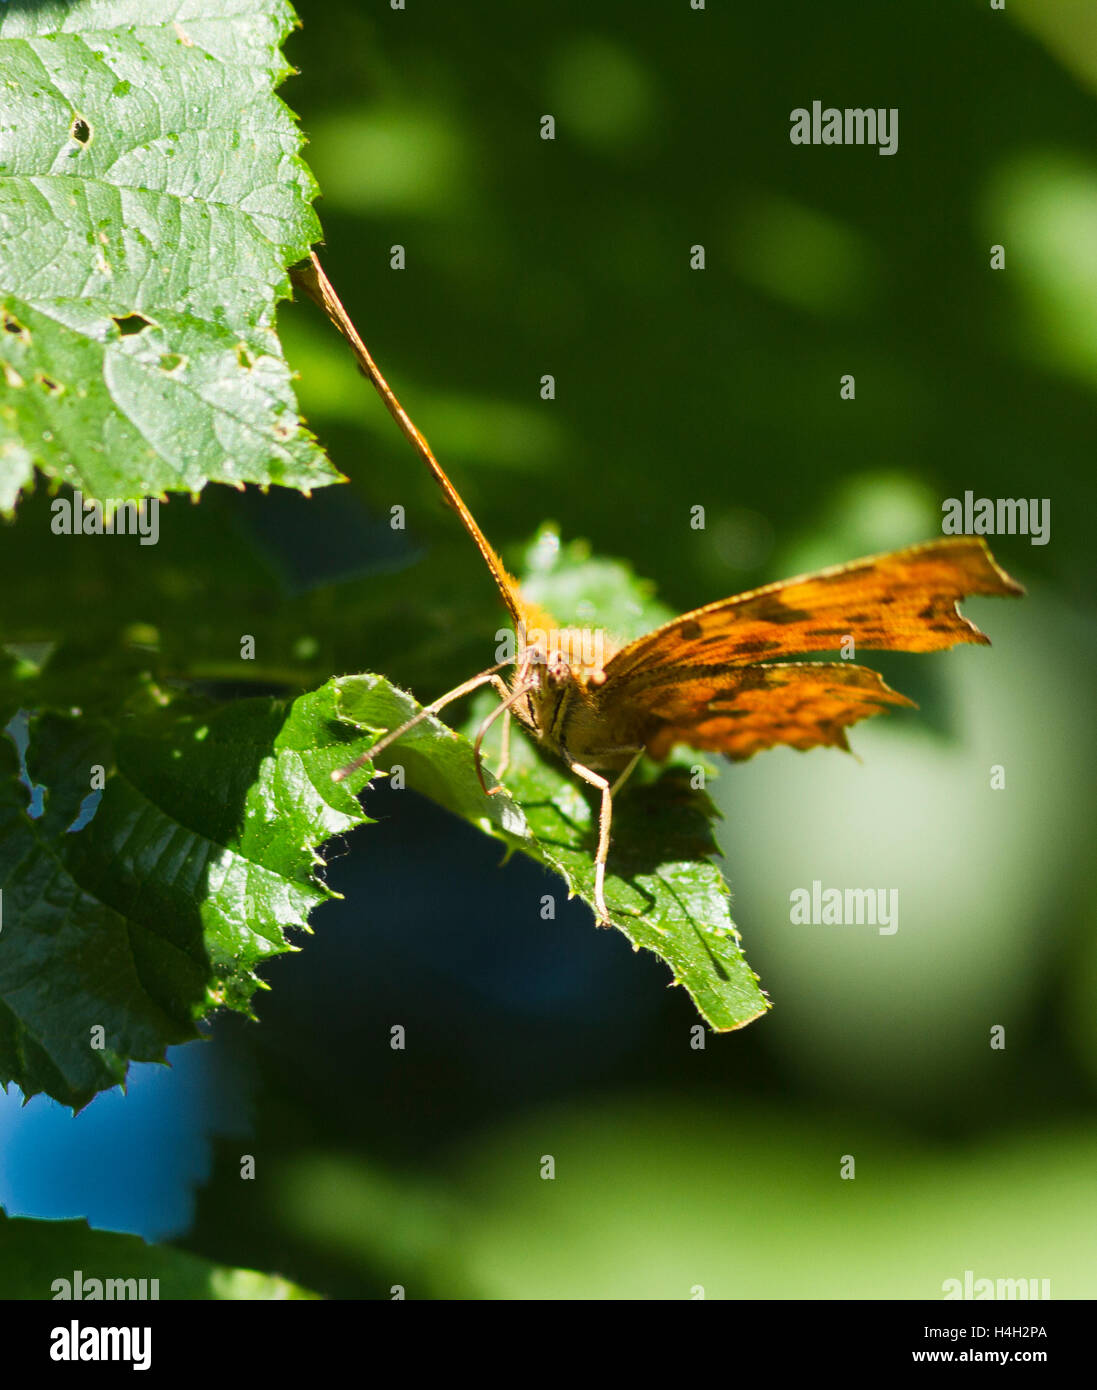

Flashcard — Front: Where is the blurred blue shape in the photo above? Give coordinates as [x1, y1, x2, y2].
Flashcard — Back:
[0, 1036, 245, 1242]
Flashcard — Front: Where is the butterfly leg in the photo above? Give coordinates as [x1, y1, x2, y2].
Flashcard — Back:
[474, 679, 536, 795]
[563, 759, 613, 924]
[497, 707, 511, 781]
[489, 675, 512, 786]
[563, 749, 643, 926]
[610, 749, 644, 797]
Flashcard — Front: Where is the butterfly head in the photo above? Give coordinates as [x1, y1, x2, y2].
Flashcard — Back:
[517, 622, 612, 685]
[515, 641, 574, 697]
[545, 647, 575, 685]
[509, 625, 613, 751]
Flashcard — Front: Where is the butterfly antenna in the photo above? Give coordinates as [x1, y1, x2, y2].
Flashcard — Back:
[297, 253, 523, 627]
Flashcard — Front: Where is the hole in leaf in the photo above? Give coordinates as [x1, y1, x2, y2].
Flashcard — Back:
[2, 311, 29, 341]
[235, 344, 254, 370]
[113, 313, 151, 336]
[70, 115, 91, 145]
[159, 353, 184, 372]
[36, 373, 63, 395]
[66, 789, 102, 834]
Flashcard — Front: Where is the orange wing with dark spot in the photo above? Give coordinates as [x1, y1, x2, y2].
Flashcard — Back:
[595, 537, 1023, 762]
[603, 538, 1023, 686]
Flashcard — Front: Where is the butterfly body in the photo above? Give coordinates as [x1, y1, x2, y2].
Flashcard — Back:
[510, 628, 637, 772]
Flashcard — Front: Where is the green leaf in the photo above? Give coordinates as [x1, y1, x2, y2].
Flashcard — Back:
[514, 526, 672, 642]
[0, 1208, 318, 1299]
[0, 0, 340, 511]
[0, 661, 368, 1108]
[330, 672, 768, 1033]
[0, 484, 504, 707]
[327, 529, 770, 1032]
[0, 530, 767, 1110]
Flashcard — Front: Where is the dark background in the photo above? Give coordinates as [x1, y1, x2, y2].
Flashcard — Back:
[3, 0, 1096, 1298]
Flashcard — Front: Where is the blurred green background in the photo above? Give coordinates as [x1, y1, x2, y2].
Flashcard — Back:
[7, 0, 1097, 1298]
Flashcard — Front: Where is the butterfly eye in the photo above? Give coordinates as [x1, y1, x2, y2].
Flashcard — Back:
[546, 652, 571, 683]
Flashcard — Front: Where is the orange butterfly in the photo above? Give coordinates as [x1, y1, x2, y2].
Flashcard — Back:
[300, 255, 1024, 924]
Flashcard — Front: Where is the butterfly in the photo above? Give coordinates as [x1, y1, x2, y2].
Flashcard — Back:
[298, 254, 1025, 925]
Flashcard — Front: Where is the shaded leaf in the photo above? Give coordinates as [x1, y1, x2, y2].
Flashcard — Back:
[0, 485, 496, 702]
[0, 663, 368, 1108]
[0, 1208, 318, 1299]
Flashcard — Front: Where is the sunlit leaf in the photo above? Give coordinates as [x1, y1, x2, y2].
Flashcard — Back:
[0, 0, 340, 511]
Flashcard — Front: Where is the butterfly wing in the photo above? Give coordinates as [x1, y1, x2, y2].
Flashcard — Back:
[604, 538, 1022, 683]
[622, 661, 914, 762]
[594, 537, 1022, 761]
